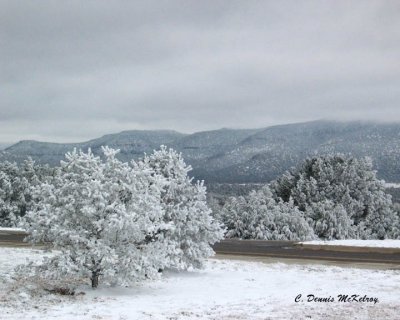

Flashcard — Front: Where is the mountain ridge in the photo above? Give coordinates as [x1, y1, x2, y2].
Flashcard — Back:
[2, 120, 400, 183]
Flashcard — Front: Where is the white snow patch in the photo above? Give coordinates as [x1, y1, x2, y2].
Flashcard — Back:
[0, 227, 26, 233]
[0, 247, 399, 319]
[384, 183, 400, 189]
[301, 240, 400, 248]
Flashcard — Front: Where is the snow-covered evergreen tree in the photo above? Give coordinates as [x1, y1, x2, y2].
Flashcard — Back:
[21, 147, 170, 288]
[305, 200, 354, 240]
[220, 186, 315, 240]
[139, 146, 224, 269]
[218, 195, 250, 238]
[0, 158, 42, 226]
[0, 161, 19, 226]
[391, 204, 400, 239]
[20, 146, 222, 288]
[271, 155, 398, 239]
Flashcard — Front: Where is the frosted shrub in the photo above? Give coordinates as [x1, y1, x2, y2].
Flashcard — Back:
[220, 186, 315, 241]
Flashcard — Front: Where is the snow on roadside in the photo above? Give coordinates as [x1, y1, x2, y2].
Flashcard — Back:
[0, 247, 400, 319]
[301, 239, 400, 248]
[0, 227, 26, 233]
[384, 182, 400, 189]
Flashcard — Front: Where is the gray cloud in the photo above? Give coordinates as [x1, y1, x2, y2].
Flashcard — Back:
[1, 0, 400, 143]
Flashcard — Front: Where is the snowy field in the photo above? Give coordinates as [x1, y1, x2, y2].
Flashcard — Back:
[1, 248, 400, 319]
[301, 240, 400, 248]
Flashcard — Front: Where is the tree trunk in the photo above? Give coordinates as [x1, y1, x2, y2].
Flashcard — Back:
[91, 271, 99, 288]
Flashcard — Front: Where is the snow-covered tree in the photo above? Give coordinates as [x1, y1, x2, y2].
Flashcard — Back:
[305, 200, 354, 240]
[139, 146, 224, 269]
[0, 158, 42, 226]
[220, 186, 315, 240]
[20, 146, 222, 288]
[391, 203, 400, 239]
[218, 195, 249, 238]
[21, 147, 170, 288]
[271, 155, 398, 239]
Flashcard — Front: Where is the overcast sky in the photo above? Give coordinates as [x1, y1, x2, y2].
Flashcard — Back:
[1, 1, 400, 143]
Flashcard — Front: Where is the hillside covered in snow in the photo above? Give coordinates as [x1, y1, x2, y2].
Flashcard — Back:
[2, 120, 400, 183]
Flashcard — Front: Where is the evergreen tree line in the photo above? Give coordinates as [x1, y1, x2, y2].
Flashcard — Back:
[217, 155, 400, 241]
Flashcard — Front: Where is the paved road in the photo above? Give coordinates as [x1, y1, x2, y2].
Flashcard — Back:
[213, 239, 400, 265]
[0, 230, 29, 247]
[1, 230, 400, 265]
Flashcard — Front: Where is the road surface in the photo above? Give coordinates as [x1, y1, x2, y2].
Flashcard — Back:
[1, 230, 400, 265]
[213, 239, 400, 265]
[0, 229, 29, 247]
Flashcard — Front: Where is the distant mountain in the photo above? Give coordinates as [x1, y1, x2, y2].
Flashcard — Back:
[171, 128, 261, 169]
[0, 143, 12, 150]
[2, 121, 400, 183]
[2, 130, 186, 165]
[200, 121, 400, 183]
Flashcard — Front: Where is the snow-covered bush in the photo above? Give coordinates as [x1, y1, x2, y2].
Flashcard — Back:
[305, 201, 355, 240]
[220, 186, 315, 240]
[139, 146, 224, 269]
[12, 262, 85, 297]
[271, 155, 398, 239]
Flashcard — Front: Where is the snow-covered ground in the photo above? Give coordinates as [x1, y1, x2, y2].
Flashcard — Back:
[1, 248, 400, 320]
[301, 240, 400, 248]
